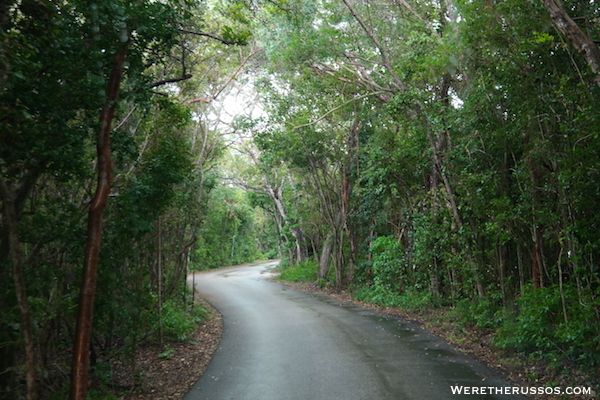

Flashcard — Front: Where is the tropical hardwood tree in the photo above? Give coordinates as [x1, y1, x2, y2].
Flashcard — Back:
[1, 0, 257, 398]
[245, 0, 600, 371]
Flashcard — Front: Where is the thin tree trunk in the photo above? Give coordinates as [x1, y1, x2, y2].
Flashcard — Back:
[318, 233, 333, 280]
[541, 0, 600, 86]
[424, 122, 485, 297]
[157, 217, 164, 345]
[333, 230, 345, 290]
[431, 74, 485, 297]
[0, 178, 37, 400]
[69, 48, 126, 400]
[557, 246, 568, 323]
[343, 112, 359, 284]
[531, 241, 540, 288]
[517, 242, 525, 293]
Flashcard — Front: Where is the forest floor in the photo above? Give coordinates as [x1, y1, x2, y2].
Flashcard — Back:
[111, 277, 597, 400]
[108, 297, 223, 400]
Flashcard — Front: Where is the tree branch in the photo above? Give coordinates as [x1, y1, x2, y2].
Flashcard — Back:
[179, 29, 245, 46]
[264, 0, 291, 12]
[15, 161, 46, 216]
[188, 48, 258, 104]
[149, 74, 192, 88]
[392, 0, 435, 34]
[287, 91, 387, 130]
[341, 0, 406, 92]
[541, 0, 600, 86]
[0, 176, 37, 400]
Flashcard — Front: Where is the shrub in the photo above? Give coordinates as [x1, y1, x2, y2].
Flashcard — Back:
[495, 284, 600, 369]
[160, 300, 207, 341]
[354, 285, 434, 312]
[278, 260, 318, 282]
[454, 291, 505, 331]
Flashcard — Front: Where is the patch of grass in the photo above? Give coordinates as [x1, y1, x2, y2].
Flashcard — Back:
[277, 260, 318, 282]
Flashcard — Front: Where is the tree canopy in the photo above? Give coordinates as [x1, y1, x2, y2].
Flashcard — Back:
[1, 0, 600, 398]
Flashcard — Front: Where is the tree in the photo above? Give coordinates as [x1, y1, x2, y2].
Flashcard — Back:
[247, 0, 600, 370]
[69, 45, 126, 400]
[223, 119, 309, 266]
[0, 0, 200, 398]
[66, 1, 189, 396]
[540, 0, 600, 86]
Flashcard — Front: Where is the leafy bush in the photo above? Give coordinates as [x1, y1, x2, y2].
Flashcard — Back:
[495, 284, 600, 369]
[278, 260, 318, 282]
[454, 291, 505, 331]
[160, 300, 207, 341]
[370, 236, 408, 291]
[353, 235, 435, 311]
[354, 285, 434, 312]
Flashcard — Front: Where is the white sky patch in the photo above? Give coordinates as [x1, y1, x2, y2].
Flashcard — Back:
[200, 74, 267, 150]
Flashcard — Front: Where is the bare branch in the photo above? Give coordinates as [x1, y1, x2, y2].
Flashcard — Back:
[287, 91, 388, 131]
[340, 0, 406, 92]
[179, 29, 245, 46]
[149, 74, 192, 88]
[188, 48, 258, 104]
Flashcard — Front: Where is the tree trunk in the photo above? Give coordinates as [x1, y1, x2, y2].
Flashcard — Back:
[69, 48, 126, 400]
[318, 233, 333, 280]
[423, 89, 485, 298]
[0, 178, 37, 400]
[157, 217, 164, 345]
[236, 172, 307, 265]
[342, 112, 359, 284]
[541, 0, 600, 86]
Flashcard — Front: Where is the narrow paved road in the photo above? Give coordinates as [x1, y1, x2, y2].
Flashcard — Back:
[184, 261, 524, 400]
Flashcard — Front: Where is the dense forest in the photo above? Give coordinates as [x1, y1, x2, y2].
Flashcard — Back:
[1, 0, 600, 399]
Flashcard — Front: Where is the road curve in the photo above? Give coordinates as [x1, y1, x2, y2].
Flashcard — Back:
[184, 261, 524, 400]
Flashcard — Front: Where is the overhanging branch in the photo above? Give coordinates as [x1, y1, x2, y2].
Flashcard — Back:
[149, 74, 192, 88]
[188, 48, 258, 104]
[287, 91, 388, 131]
[179, 29, 245, 46]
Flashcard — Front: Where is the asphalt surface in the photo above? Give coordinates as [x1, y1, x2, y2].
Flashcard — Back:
[184, 261, 526, 400]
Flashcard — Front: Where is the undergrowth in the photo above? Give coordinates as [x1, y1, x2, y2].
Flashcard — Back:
[277, 260, 318, 282]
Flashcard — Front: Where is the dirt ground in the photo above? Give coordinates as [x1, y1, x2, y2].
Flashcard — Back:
[109, 298, 223, 399]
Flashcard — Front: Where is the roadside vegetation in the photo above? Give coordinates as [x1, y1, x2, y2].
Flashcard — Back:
[0, 1, 270, 399]
[277, 260, 319, 283]
[277, 261, 599, 395]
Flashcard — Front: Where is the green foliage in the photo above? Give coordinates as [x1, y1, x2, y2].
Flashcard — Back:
[0, 0, 237, 397]
[161, 300, 207, 341]
[495, 285, 600, 369]
[248, 0, 600, 378]
[4, 0, 600, 396]
[158, 347, 177, 360]
[192, 186, 266, 270]
[278, 260, 318, 282]
[453, 292, 505, 331]
[114, 131, 193, 235]
[369, 236, 407, 291]
[354, 286, 434, 312]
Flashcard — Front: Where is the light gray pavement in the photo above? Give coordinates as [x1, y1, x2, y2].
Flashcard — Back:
[184, 261, 525, 400]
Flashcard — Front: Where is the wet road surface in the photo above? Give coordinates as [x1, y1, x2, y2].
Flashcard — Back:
[184, 261, 525, 400]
